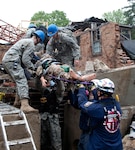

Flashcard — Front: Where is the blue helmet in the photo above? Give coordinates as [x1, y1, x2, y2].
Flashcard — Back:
[28, 23, 37, 29]
[33, 30, 45, 43]
[47, 24, 58, 37]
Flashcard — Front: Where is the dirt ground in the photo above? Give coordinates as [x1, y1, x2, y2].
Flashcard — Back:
[0, 111, 41, 150]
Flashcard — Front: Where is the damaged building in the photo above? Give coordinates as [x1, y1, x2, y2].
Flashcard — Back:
[0, 17, 135, 150]
[69, 17, 135, 72]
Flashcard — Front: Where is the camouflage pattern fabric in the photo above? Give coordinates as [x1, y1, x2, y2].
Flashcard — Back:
[23, 28, 36, 38]
[2, 38, 36, 99]
[34, 43, 45, 52]
[23, 27, 45, 53]
[47, 64, 70, 79]
[46, 31, 81, 68]
[41, 112, 62, 150]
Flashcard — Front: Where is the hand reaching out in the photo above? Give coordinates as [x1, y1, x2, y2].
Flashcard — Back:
[40, 76, 48, 87]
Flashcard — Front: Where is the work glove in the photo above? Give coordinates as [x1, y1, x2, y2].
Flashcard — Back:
[76, 84, 85, 88]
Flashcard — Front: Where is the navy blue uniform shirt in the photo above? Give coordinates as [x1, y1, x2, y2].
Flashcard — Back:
[70, 87, 123, 150]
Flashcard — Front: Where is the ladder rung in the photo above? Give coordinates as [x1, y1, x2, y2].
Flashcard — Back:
[0, 102, 37, 150]
[0, 108, 18, 112]
[4, 120, 25, 126]
[0, 110, 21, 115]
[7, 137, 32, 146]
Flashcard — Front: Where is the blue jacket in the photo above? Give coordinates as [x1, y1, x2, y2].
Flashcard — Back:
[70, 88, 123, 150]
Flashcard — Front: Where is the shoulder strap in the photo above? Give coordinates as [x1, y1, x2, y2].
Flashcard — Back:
[41, 58, 58, 70]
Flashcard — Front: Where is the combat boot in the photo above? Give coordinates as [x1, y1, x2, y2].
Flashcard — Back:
[20, 99, 38, 113]
[13, 94, 21, 108]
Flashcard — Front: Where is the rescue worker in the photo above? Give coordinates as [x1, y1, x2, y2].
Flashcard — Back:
[24, 23, 37, 38]
[34, 53, 95, 105]
[35, 53, 96, 89]
[46, 24, 81, 68]
[34, 53, 95, 150]
[70, 78, 123, 150]
[45, 24, 81, 106]
[2, 30, 45, 113]
[23, 24, 47, 52]
[40, 87, 62, 150]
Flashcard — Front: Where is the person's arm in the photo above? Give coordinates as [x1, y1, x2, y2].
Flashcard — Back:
[77, 85, 94, 112]
[36, 65, 48, 87]
[46, 38, 54, 56]
[40, 76, 48, 87]
[22, 47, 35, 70]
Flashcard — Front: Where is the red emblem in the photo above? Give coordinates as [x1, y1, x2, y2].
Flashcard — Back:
[103, 108, 121, 133]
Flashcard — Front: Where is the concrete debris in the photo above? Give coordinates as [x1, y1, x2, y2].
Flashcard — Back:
[83, 59, 110, 74]
[93, 59, 110, 73]
[123, 135, 135, 150]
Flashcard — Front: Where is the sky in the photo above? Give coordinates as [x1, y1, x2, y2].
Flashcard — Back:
[0, 0, 129, 28]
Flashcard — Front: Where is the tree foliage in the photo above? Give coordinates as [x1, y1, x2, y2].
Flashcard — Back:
[30, 10, 70, 27]
[123, 0, 135, 25]
[102, 9, 127, 24]
[123, 0, 135, 39]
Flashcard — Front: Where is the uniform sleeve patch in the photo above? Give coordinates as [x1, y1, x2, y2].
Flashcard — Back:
[84, 101, 93, 107]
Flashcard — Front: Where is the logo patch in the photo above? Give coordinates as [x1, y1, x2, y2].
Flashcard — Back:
[103, 107, 121, 133]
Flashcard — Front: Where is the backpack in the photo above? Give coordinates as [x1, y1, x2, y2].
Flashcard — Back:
[36, 25, 49, 48]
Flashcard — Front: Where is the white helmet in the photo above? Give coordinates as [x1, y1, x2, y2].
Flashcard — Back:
[91, 79, 100, 87]
[97, 78, 115, 94]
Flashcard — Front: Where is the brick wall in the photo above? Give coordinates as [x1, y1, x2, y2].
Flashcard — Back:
[75, 22, 135, 72]
[0, 44, 11, 63]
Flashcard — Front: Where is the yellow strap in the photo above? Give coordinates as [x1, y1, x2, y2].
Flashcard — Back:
[115, 94, 120, 102]
[0, 92, 5, 101]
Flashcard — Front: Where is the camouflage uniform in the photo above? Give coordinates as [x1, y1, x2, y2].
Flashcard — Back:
[34, 43, 45, 52]
[41, 112, 62, 150]
[46, 31, 81, 68]
[24, 27, 36, 38]
[40, 88, 62, 150]
[23, 27, 45, 52]
[2, 38, 36, 100]
[36, 61, 69, 103]
[36, 58, 69, 150]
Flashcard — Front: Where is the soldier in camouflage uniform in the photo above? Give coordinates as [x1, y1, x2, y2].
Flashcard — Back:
[40, 88, 62, 150]
[35, 52, 96, 113]
[46, 24, 81, 68]
[35, 53, 96, 150]
[39, 24, 81, 150]
[35, 53, 96, 89]
[23, 24, 46, 53]
[23, 23, 37, 38]
[2, 30, 45, 113]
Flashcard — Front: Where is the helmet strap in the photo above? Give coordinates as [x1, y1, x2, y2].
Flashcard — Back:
[36, 36, 40, 43]
[99, 90, 112, 99]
